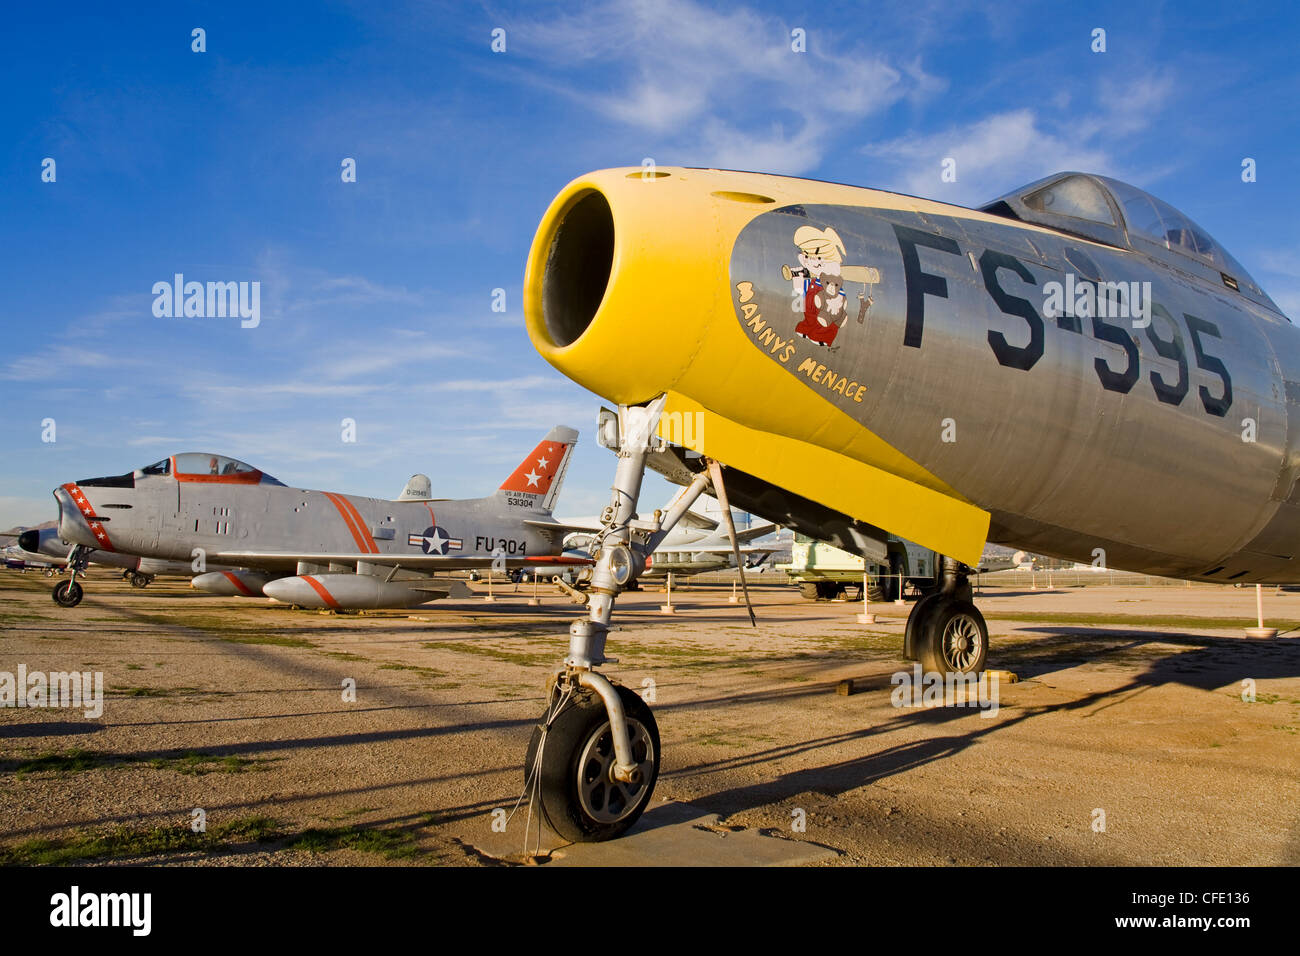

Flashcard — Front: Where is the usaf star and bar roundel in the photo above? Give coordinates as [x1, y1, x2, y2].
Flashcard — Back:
[407, 526, 463, 555]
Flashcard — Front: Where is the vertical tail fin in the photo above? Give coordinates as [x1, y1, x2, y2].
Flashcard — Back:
[497, 426, 578, 513]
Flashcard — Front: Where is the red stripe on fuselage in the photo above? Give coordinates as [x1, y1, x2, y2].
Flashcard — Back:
[63, 482, 116, 552]
[323, 492, 376, 554]
[337, 495, 378, 553]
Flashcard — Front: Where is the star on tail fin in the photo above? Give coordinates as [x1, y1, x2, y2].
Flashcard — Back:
[496, 426, 578, 513]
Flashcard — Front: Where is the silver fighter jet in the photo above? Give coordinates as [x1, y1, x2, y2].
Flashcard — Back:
[49, 427, 587, 609]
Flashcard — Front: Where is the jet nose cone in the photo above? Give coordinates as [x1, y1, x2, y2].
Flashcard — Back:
[17, 530, 39, 552]
[53, 485, 96, 547]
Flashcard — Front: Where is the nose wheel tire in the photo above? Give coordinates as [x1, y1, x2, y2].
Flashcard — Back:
[52, 580, 84, 608]
[524, 683, 660, 843]
[130, 572, 152, 588]
[916, 599, 988, 675]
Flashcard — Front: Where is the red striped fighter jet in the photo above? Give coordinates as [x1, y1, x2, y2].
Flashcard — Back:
[49, 427, 589, 609]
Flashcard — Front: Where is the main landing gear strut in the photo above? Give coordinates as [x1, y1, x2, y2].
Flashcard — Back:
[525, 397, 717, 842]
[52, 545, 90, 608]
[903, 555, 988, 675]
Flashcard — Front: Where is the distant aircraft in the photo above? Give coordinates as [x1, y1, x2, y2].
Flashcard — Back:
[48, 427, 588, 608]
[508, 166, 1294, 841]
[559, 508, 779, 579]
[628, 522, 779, 578]
[12, 526, 195, 586]
[2, 536, 62, 574]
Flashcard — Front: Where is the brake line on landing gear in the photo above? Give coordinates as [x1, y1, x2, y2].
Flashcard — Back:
[507, 681, 575, 859]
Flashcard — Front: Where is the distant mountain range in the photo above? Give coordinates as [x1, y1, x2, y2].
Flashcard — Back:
[2, 519, 57, 536]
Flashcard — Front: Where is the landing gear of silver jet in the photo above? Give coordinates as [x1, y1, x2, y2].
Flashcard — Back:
[525, 398, 715, 842]
[52, 545, 90, 608]
[525, 679, 660, 841]
[903, 555, 988, 674]
[130, 571, 153, 588]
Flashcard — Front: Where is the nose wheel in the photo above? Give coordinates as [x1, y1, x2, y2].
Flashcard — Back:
[52, 580, 84, 608]
[521, 398, 719, 844]
[52, 544, 91, 608]
[525, 683, 660, 842]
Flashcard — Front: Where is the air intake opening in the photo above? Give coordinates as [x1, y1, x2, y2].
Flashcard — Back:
[542, 190, 614, 347]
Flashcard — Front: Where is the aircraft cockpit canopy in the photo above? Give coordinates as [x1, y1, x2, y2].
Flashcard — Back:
[135, 454, 285, 485]
[981, 172, 1281, 316]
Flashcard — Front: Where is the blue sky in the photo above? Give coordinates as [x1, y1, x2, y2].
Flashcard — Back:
[2, 0, 1297, 529]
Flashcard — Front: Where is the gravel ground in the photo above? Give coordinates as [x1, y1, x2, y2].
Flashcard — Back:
[1, 570, 1297, 866]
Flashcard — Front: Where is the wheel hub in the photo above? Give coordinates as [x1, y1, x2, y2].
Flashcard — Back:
[577, 717, 654, 824]
[943, 614, 984, 671]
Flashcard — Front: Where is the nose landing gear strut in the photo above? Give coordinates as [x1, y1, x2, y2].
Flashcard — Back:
[52, 545, 90, 608]
[524, 397, 717, 842]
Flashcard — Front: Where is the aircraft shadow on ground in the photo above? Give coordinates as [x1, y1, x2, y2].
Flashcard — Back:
[1003, 625, 1300, 690]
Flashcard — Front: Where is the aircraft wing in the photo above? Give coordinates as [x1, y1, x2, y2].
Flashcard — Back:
[522, 519, 603, 536]
[675, 511, 719, 532]
[652, 543, 776, 556]
[731, 522, 779, 543]
[525, 513, 719, 536]
[209, 551, 593, 572]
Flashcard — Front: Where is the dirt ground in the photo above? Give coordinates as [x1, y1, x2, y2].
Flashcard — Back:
[1, 569, 1298, 866]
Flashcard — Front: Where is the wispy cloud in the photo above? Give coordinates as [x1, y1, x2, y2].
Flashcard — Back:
[1, 345, 149, 382]
[504, 0, 939, 174]
[861, 73, 1177, 205]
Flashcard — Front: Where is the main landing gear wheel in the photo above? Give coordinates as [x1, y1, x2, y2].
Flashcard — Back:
[525, 683, 660, 843]
[43, 568, 55, 578]
[904, 592, 944, 661]
[916, 599, 988, 675]
[53, 580, 84, 608]
[130, 572, 152, 588]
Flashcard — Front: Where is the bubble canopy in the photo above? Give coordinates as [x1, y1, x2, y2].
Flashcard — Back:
[135, 454, 285, 485]
[981, 172, 1280, 315]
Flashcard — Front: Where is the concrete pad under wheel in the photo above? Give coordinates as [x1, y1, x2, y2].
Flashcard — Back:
[472, 800, 840, 866]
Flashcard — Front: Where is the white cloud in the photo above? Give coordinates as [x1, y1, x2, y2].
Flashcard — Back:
[1, 345, 148, 382]
[860, 73, 1177, 205]
[505, 0, 935, 175]
[864, 108, 1113, 205]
